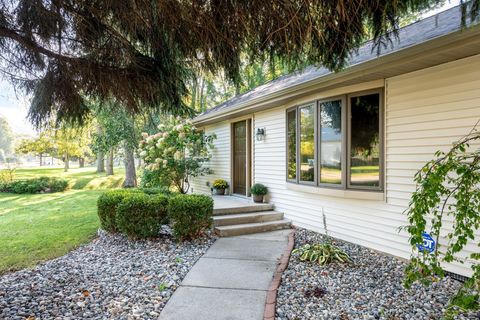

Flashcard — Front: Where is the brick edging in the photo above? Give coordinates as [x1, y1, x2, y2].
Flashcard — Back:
[263, 228, 296, 320]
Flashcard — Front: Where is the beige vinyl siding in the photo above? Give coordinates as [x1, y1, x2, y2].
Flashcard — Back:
[190, 121, 231, 195]
[252, 54, 480, 276]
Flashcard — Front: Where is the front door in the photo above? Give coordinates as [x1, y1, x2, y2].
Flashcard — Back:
[233, 120, 248, 195]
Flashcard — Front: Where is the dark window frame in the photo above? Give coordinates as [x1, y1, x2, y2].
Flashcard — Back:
[285, 88, 384, 192]
[286, 108, 297, 183]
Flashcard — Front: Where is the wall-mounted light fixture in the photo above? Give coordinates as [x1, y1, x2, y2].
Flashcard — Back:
[255, 127, 266, 141]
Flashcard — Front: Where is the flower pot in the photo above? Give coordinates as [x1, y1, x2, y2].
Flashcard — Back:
[213, 188, 225, 195]
[252, 194, 264, 203]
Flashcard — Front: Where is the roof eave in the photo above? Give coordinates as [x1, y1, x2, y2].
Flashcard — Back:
[193, 25, 480, 127]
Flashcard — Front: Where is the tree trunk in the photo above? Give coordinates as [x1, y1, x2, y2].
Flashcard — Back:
[79, 157, 85, 168]
[39, 153, 43, 166]
[96, 151, 104, 172]
[123, 142, 137, 188]
[136, 157, 142, 169]
[64, 153, 69, 172]
[106, 149, 114, 176]
[96, 124, 105, 173]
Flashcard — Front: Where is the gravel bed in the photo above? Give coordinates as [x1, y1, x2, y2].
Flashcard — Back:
[276, 228, 479, 320]
[0, 229, 215, 320]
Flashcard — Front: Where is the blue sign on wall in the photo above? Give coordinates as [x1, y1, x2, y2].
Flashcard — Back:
[417, 232, 436, 253]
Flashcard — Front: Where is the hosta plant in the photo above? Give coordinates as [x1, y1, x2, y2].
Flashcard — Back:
[292, 242, 352, 265]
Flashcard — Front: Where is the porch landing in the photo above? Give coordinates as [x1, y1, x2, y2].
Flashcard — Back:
[211, 196, 291, 236]
[212, 195, 273, 214]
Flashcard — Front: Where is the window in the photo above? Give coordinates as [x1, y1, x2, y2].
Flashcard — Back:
[319, 99, 343, 186]
[287, 109, 296, 180]
[349, 93, 380, 188]
[299, 104, 315, 183]
[286, 89, 383, 191]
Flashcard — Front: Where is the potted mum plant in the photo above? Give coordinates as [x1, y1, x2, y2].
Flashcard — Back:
[212, 179, 229, 195]
[251, 183, 268, 203]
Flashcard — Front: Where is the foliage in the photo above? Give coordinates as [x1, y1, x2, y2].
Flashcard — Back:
[403, 128, 480, 288]
[97, 189, 141, 232]
[139, 118, 216, 193]
[292, 242, 352, 265]
[444, 279, 480, 319]
[0, 177, 68, 194]
[16, 125, 92, 169]
[16, 131, 55, 163]
[116, 193, 169, 239]
[0, 0, 470, 125]
[0, 165, 15, 184]
[168, 194, 213, 240]
[0, 116, 14, 156]
[212, 179, 229, 190]
[140, 168, 171, 189]
[140, 187, 175, 197]
[250, 183, 268, 196]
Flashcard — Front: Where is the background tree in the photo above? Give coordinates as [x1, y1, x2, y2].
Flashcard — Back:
[0, 116, 14, 158]
[53, 126, 91, 172]
[16, 131, 54, 166]
[0, 0, 469, 127]
[92, 101, 141, 186]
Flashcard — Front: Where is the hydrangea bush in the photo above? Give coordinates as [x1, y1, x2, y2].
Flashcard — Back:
[139, 118, 216, 193]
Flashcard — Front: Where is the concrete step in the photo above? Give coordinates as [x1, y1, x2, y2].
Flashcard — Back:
[213, 211, 284, 227]
[213, 203, 274, 216]
[215, 219, 292, 237]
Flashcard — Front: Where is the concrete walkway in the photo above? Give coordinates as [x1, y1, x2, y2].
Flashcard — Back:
[159, 230, 291, 320]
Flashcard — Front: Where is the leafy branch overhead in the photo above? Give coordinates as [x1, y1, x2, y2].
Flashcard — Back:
[1, 0, 478, 126]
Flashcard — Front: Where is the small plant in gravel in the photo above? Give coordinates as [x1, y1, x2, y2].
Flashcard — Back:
[293, 211, 352, 265]
[158, 283, 169, 291]
[293, 242, 352, 265]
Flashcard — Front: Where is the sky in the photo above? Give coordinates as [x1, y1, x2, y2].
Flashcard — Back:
[0, 0, 461, 137]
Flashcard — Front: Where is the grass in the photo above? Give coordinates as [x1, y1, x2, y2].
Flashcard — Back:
[12, 166, 126, 190]
[0, 166, 126, 274]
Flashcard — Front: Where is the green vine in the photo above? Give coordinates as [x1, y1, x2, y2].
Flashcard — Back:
[403, 123, 480, 288]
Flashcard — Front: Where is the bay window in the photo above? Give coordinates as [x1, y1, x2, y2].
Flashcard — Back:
[286, 89, 383, 191]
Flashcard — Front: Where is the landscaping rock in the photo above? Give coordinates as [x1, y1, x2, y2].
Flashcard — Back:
[276, 228, 479, 320]
[0, 230, 215, 320]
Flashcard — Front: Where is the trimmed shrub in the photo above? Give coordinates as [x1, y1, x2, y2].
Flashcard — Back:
[168, 194, 213, 240]
[97, 189, 141, 232]
[116, 193, 169, 238]
[0, 177, 68, 194]
[140, 186, 174, 196]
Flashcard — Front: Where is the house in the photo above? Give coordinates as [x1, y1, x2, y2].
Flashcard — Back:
[192, 5, 480, 277]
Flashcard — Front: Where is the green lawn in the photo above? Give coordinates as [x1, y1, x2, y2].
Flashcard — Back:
[0, 167, 126, 274]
